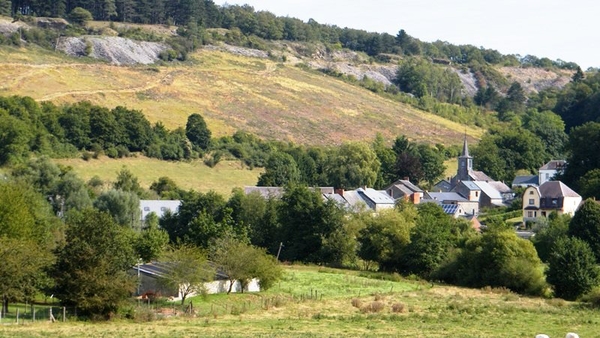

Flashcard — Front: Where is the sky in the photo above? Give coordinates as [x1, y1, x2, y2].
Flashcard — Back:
[214, 0, 599, 70]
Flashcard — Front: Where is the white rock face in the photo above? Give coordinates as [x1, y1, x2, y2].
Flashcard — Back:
[56, 36, 168, 65]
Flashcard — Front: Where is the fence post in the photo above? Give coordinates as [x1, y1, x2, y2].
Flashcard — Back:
[33, 306, 36, 322]
[16, 309, 19, 324]
[63, 307, 66, 322]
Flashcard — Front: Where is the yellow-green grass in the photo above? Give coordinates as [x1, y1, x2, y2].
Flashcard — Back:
[54, 156, 262, 196]
[1, 265, 599, 337]
[0, 46, 482, 146]
[443, 159, 458, 181]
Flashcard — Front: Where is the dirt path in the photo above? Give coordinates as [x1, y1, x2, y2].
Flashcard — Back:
[37, 70, 178, 101]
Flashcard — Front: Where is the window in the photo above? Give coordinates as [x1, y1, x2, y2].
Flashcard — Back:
[529, 199, 535, 205]
[528, 211, 533, 218]
[546, 173, 550, 179]
[475, 191, 479, 197]
[529, 191, 534, 195]
[143, 207, 150, 211]
[160, 207, 167, 211]
[541, 211, 547, 217]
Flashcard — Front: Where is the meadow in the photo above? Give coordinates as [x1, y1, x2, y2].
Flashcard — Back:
[54, 156, 263, 196]
[1, 265, 598, 337]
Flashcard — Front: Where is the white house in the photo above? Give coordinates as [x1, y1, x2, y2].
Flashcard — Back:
[538, 160, 566, 185]
[522, 181, 581, 223]
[140, 200, 181, 222]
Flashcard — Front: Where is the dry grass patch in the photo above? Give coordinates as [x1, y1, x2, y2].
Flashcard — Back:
[54, 156, 262, 196]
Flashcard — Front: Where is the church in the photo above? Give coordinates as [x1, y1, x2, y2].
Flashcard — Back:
[430, 137, 513, 211]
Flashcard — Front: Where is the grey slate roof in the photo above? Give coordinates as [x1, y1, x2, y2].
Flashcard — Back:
[425, 192, 467, 202]
[540, 160, 567, 171]
[397, 180, 423, 192]
[460, 181, 480, 191]
[539, 181, 580, 198]
[472, 181, 503, 200]
[468, 170, 494, 182]
[512, 175, 539, 186]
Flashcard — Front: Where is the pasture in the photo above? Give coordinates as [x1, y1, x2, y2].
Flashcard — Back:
[1, 265, 598, 337]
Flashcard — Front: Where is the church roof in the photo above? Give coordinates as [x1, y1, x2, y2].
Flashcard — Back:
[460, 135, 471, 158]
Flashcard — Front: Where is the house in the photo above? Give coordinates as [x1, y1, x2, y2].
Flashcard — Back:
[538, 160, 566, 185]
[522, 181, 582, 223]
[423, 191, 479, 217]
[472, 181, 508, 208]
[327, 188, 395, 212]
[140, 200, 181, 222]
[385, 179, 423, 204]
[133, 261, 260, 300]
[512, 175, 539, 188]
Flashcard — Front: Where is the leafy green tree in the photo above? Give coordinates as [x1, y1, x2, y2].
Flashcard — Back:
[113, 167, 145, 198]
[497, 82, 526, 116]
[257, 152, 300, 187]
[51, 209, 137, 318]
[372, 133, 396, 188]
[577, 169, 600, 200]
[158, 245, 214, 305]
[448, 229, 547, 295]
[569, 199, 600, 261]
[416, 144, 446, 185]
[325, 142, 380, 189]
[150, 176, 184, 199]
[210, 236, 282, 294]
[572, 66, 585, 83]
[402, 203, 453, 277]
[546, 236, 599, 300]
[185, 113, 211, 151]
[69, 7, 93, 26]
[0, 114, 32, 165]
[94, 189, 141, 229]
[136, 216, 169, 262]
[277, 185, 345, 263]
[522, 110, 568, 159]
[357, 207, 416, 271]
[563, 122, 600, 189]
[531, 212, 570, 262]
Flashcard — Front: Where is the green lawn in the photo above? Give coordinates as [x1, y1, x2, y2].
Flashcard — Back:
[2, 265, 599, 337]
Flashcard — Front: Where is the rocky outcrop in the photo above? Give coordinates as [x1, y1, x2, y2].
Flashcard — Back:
[56, 36, 168, 65]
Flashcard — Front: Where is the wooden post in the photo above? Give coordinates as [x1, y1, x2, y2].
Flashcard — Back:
[33, 306, 36, 322]
[16, 309, 19, 324]
[63, 307, 66, 322]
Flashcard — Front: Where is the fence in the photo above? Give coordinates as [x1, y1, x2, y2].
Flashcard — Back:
[0, 303, 76, 325]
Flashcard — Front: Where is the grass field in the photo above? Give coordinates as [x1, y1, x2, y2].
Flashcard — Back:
[54, 156, 263, 196]
[0, 265, 598, 337]
[0, 45, 482, 147]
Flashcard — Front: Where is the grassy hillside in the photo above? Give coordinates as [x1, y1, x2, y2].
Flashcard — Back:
[1, 265, 598, 337]
[55, 156, 263, 196]
[0, 46, 482, 147]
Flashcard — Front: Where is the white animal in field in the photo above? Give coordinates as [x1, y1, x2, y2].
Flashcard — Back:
[535, 335, 549, 338]
[565, 333, 579, 338]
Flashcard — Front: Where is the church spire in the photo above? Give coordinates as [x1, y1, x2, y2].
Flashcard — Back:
[461, 134, 470, 158]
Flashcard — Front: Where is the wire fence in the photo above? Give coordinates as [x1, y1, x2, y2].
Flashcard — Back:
[0, 304, 76, 325]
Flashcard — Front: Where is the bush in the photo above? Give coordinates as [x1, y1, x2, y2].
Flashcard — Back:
[106, 147, 118, 159]
[351, 298, 362, 308]
[82, 151, 93, 161]
[360, 301, 385, 313]
[391, 303, 406, 313]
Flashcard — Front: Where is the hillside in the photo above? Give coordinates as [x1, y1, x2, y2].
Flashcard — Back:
[0, 45, 482, 146]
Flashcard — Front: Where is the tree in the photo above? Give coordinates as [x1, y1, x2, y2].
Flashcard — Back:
[210, 236, 282, 294]
[69, 7, 93, 26]
[135, 216, 169, 262]
[51, 209, 138, 318]
[158, 245, 214, 305]
[94, 189, 141, 229]
[578, 169, 600, 200]
[357, 206, 416, 271]
[531, 212, 570, 263]
[277, 185, 345, 263]
[257, 152, 300, 187]
[325, 142, 380, 189]
[113, 167, 145, 198]
[569, 199, 600, 261]
[402, 203, 453, 277]
[185, 113, 211, 151]
[0, 0, 11, 17]
[150, 176, 183, 199]
[546, 236, 599, 300]
[563, 122, 600, 190]
[572, 66, 585, 83]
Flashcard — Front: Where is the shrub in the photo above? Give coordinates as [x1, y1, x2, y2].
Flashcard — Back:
[391, 303, 406, 313]
[82, 151, 93, 161]
[106, 147, 118, 158]
[351, 298, 362, 308]
[360, 301, 385, 313]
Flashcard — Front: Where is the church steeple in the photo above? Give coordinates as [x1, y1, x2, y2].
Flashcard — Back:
[457, 134, 473, 181]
